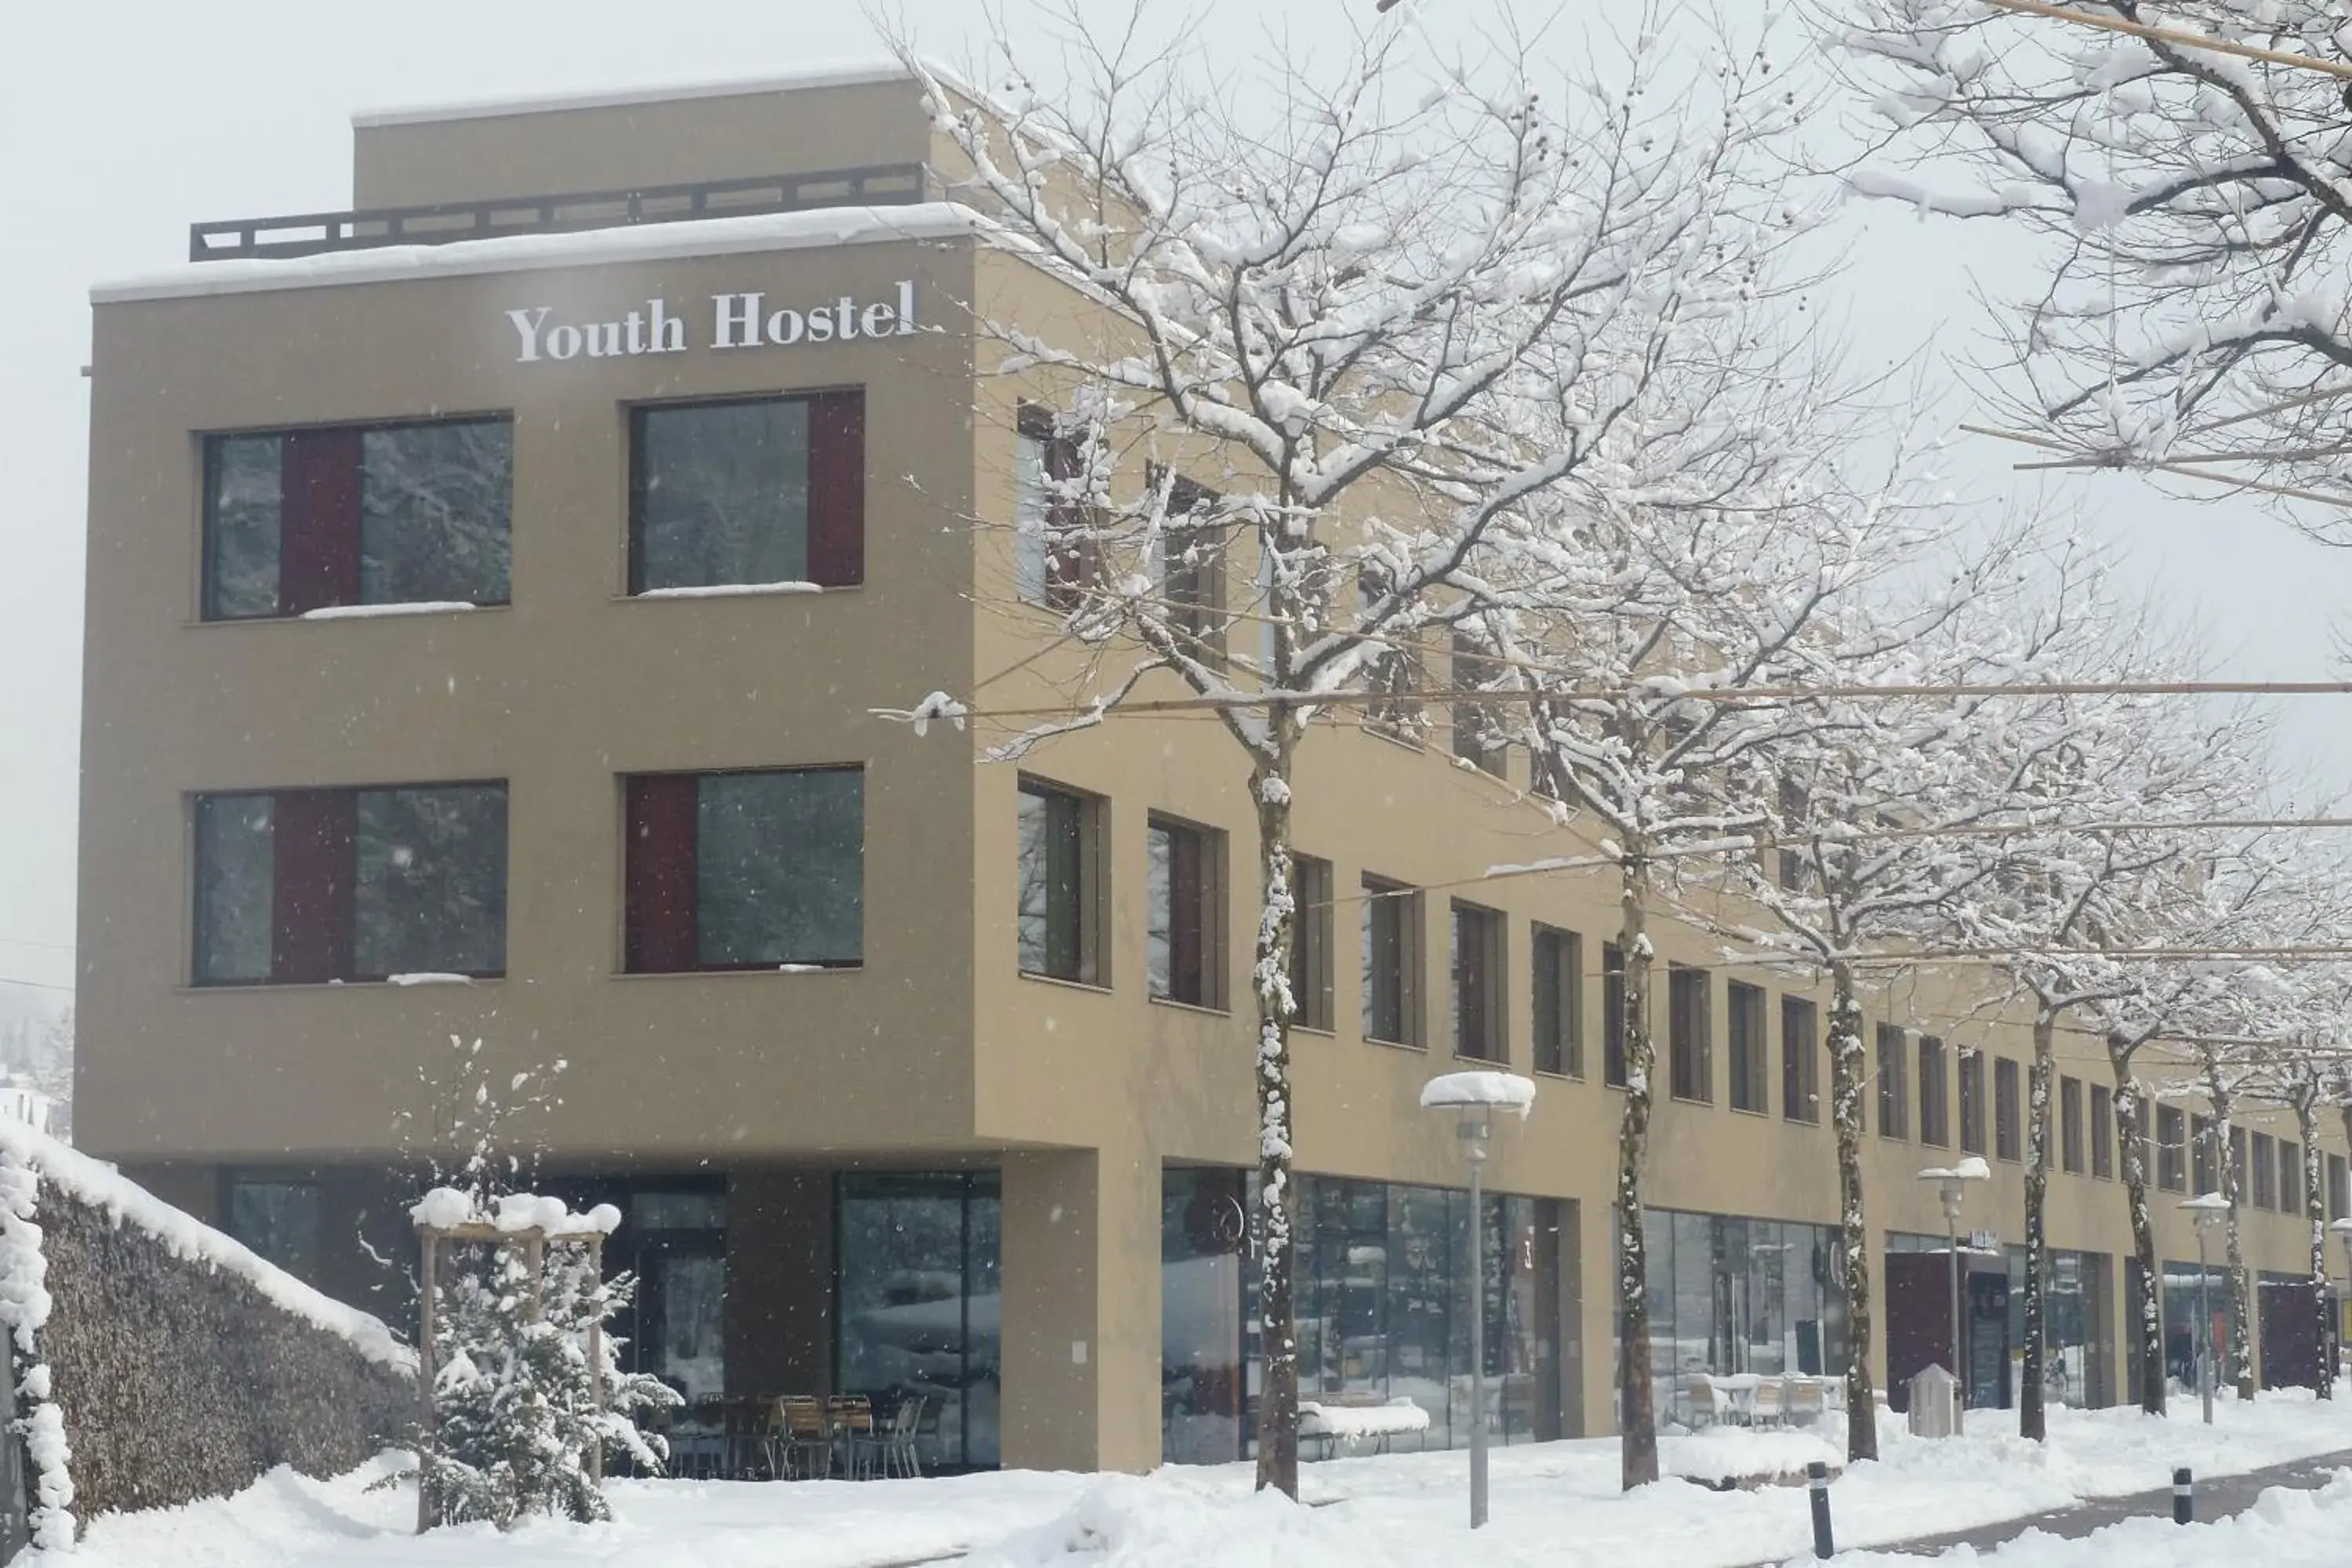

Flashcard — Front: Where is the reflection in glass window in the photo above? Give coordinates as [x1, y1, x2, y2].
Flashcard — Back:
[194, 793, 274, 983]
[1018, 781, 1094, 983]
[353, 785, 508, 978]
[837, 1173, 1000, 1470]
[635, 399, 811, 590]
[225, 1178, 320, 1276]
[694, 770, 864, 967]
[202, 419, 510, 619]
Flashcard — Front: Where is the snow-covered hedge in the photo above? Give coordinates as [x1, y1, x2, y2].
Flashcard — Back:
[0, 1122, 413, 1540]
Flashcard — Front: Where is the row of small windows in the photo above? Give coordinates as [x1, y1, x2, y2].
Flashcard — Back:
[200, 394, 865, 620]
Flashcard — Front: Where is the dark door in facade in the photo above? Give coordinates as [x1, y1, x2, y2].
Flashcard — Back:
[2259, 1276, 2335, 1391]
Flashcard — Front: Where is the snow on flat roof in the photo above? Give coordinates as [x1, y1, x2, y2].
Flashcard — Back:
[91, 201, 985, 304]
[350, 59, 970, 129]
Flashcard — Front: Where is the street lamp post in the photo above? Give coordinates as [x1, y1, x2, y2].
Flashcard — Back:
[2182, 1193, 2230, 1425]
[1419, 1069, 1536, 1530]
[1917, 1157, 1991, 1432]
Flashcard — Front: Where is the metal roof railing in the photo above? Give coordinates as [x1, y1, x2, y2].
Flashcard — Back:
[188, 162, 932, 263]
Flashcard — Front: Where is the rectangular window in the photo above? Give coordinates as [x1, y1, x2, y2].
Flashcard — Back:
[2091, 1083, 2114, 1178]
[2283, 1142, 2304, 1214]
[1156, 474, 1226, 665]
[1450, 629, 1505, 777]
[1530, 926, 1582, 1077]
[1781, 996, 1819, 1123]
[1288, 855, 1335, 1031]
[1727, 982, 1768, 1113]
[1919, 1036, 1950, 1148]
[1602, 942, 1627, 1087]
[1668, 965, 1711, 1104]
[2332, 1154, 2349, 1221]
[1994, 1057, 2021, 1162]
[223, 1178, 321, 1276]
[1775, 777, 1810, 891]
[623, 768, 863, 972]
[203, 418, 512, 619]
[2229, 1126, 2249, 1206]
[193, 783, 507, 984]
[1147, 816, 1224, 1008]
[1013, 404, 1098, 608]
[1015, 778, 1101, 985]
[1450, 902, 1505, 1061]
[1958, 1050, 1987, 1156]
[630, 391, 863, 593]
[1359, 565, 1424, 740]
[1876, 1024, 1908, 1140]
[2060, 1076, 2085, 1174]
[2190, 1114, 2216, 1195]
[2252, 1132, 2277, 1210]
[1361, 877, 1421, 1046]
[2157, 1106, 2187, 1192]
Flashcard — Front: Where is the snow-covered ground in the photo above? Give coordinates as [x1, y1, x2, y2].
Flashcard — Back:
[45, 1390, 2352, 1568]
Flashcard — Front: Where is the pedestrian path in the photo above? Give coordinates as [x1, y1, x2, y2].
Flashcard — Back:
[1867, 1446, 2352, 1557]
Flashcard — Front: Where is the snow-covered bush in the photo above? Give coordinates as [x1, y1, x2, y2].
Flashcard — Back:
[412, 1190, 677, 1530]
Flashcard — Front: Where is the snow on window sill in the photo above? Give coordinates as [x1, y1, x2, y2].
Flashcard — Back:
[609, 964, 861, 981]
[1147, 994, 1231, 1019]
[180, 975, 505, 993]
[631, 581, 827, 601]
[1016, 969, 1112, 996]
[387, 971, 474, 986]
[300, 601, 484, 620]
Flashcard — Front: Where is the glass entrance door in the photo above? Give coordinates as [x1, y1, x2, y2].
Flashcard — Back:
[837, 1173, 1002, 1470]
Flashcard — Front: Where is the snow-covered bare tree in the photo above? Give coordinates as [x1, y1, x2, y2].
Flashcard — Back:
[887, 2, 1823, 1495]
[1839, 0, 2352, 533]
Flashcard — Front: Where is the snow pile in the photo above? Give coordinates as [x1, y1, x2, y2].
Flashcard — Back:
[971, 1477, 1419, 1568]
[406, 1188, 621, 1238]
[1298, 1399, 1431, 1439]
[1838, 1470, 2352, 1566]
[0, 1157, 71, 1549]
[1417, 1071, 1537, 1114]
[0, 1120, 412, 1374]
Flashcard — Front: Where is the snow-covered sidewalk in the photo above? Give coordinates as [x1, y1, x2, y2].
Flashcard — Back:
[45, 1389, 2352, 1567]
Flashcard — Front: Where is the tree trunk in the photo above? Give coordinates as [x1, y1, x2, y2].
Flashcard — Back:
[1614, 851, 1660, 1491]
[2202, 1069, 2255, 1403]
[2294, 1091, 2332, 1399]
[2020, 1007, 2056, 1440]
[1828, 961, 1878, 1463]
[2109, 1038, 2165, 1415]
[1250, 741, 1301, 1497]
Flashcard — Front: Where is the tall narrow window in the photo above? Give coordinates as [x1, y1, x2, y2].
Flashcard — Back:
[1532, 926, 1583, 1077]
[2060, 1076, 2085, 1174]
[624, 768, 863, 971]
[1918, 1036, 1950, 1148]
[1147, 816, 1224, 1008]
[1015, 778, 1100, 984]
[1361, 876, 1421, 1046]
[1958, 1050, 1987, 1156]
[1994, 1058, 2021, 1162]
[1668, 965, 1711, 1104]
[194, 783, 507, 984]
[2190, 1113, 2216, 1194]
[2228, 1126, 2248, 1204]
[630, 391, 864, 592]
[2332, 1154, 2349, 1221]
[1775, 776, 1811, 891]
[1450, 627, 1505, 777]
[1288, 855, 1334, 1031]
[1360, 564, 1424, 740]
[2091, 1083, 2114, 1178]
[1450, 902, 1505, 1061]
[2252, 1132, 2277, 1209]
[2283, 1141, 2304, 1214]
[203, 419, 512, 619]
[2156, 1105, 2187, 1192]
[1727, 982, 1768, 1113]
[1014, 404, 1097, 608]
[1781, 996, 1819, 1123]
[1876, 1024, 1909, 1140]
[1156, 474, 1226, 665]
[1602, 942, 1627, 1087]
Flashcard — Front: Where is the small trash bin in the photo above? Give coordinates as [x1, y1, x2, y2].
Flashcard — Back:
[1906, 1365, 1958, 1438]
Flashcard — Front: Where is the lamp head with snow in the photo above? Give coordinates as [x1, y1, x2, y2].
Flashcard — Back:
[1418, 1071, 1537, 1116]
[2180, 1192, 2231, 1228]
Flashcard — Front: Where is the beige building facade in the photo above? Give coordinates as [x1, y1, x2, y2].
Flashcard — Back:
[78, 68, 2352, 1475]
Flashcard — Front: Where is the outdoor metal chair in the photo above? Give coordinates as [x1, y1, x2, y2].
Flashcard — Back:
[776, 1396, 831, 1479]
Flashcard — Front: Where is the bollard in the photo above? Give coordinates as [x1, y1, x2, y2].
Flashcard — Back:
[1808, 1460, 1835, 1559]
[2173, 1467, 2194, 1525]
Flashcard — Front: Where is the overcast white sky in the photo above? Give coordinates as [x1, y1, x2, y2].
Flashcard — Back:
[4, 0, 2350, 1012]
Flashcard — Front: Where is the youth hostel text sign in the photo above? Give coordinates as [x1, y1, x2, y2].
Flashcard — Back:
[506, 281, 918, 363]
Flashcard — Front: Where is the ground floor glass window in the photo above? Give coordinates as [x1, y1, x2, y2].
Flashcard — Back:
[837, 1173, 1001, 1470]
